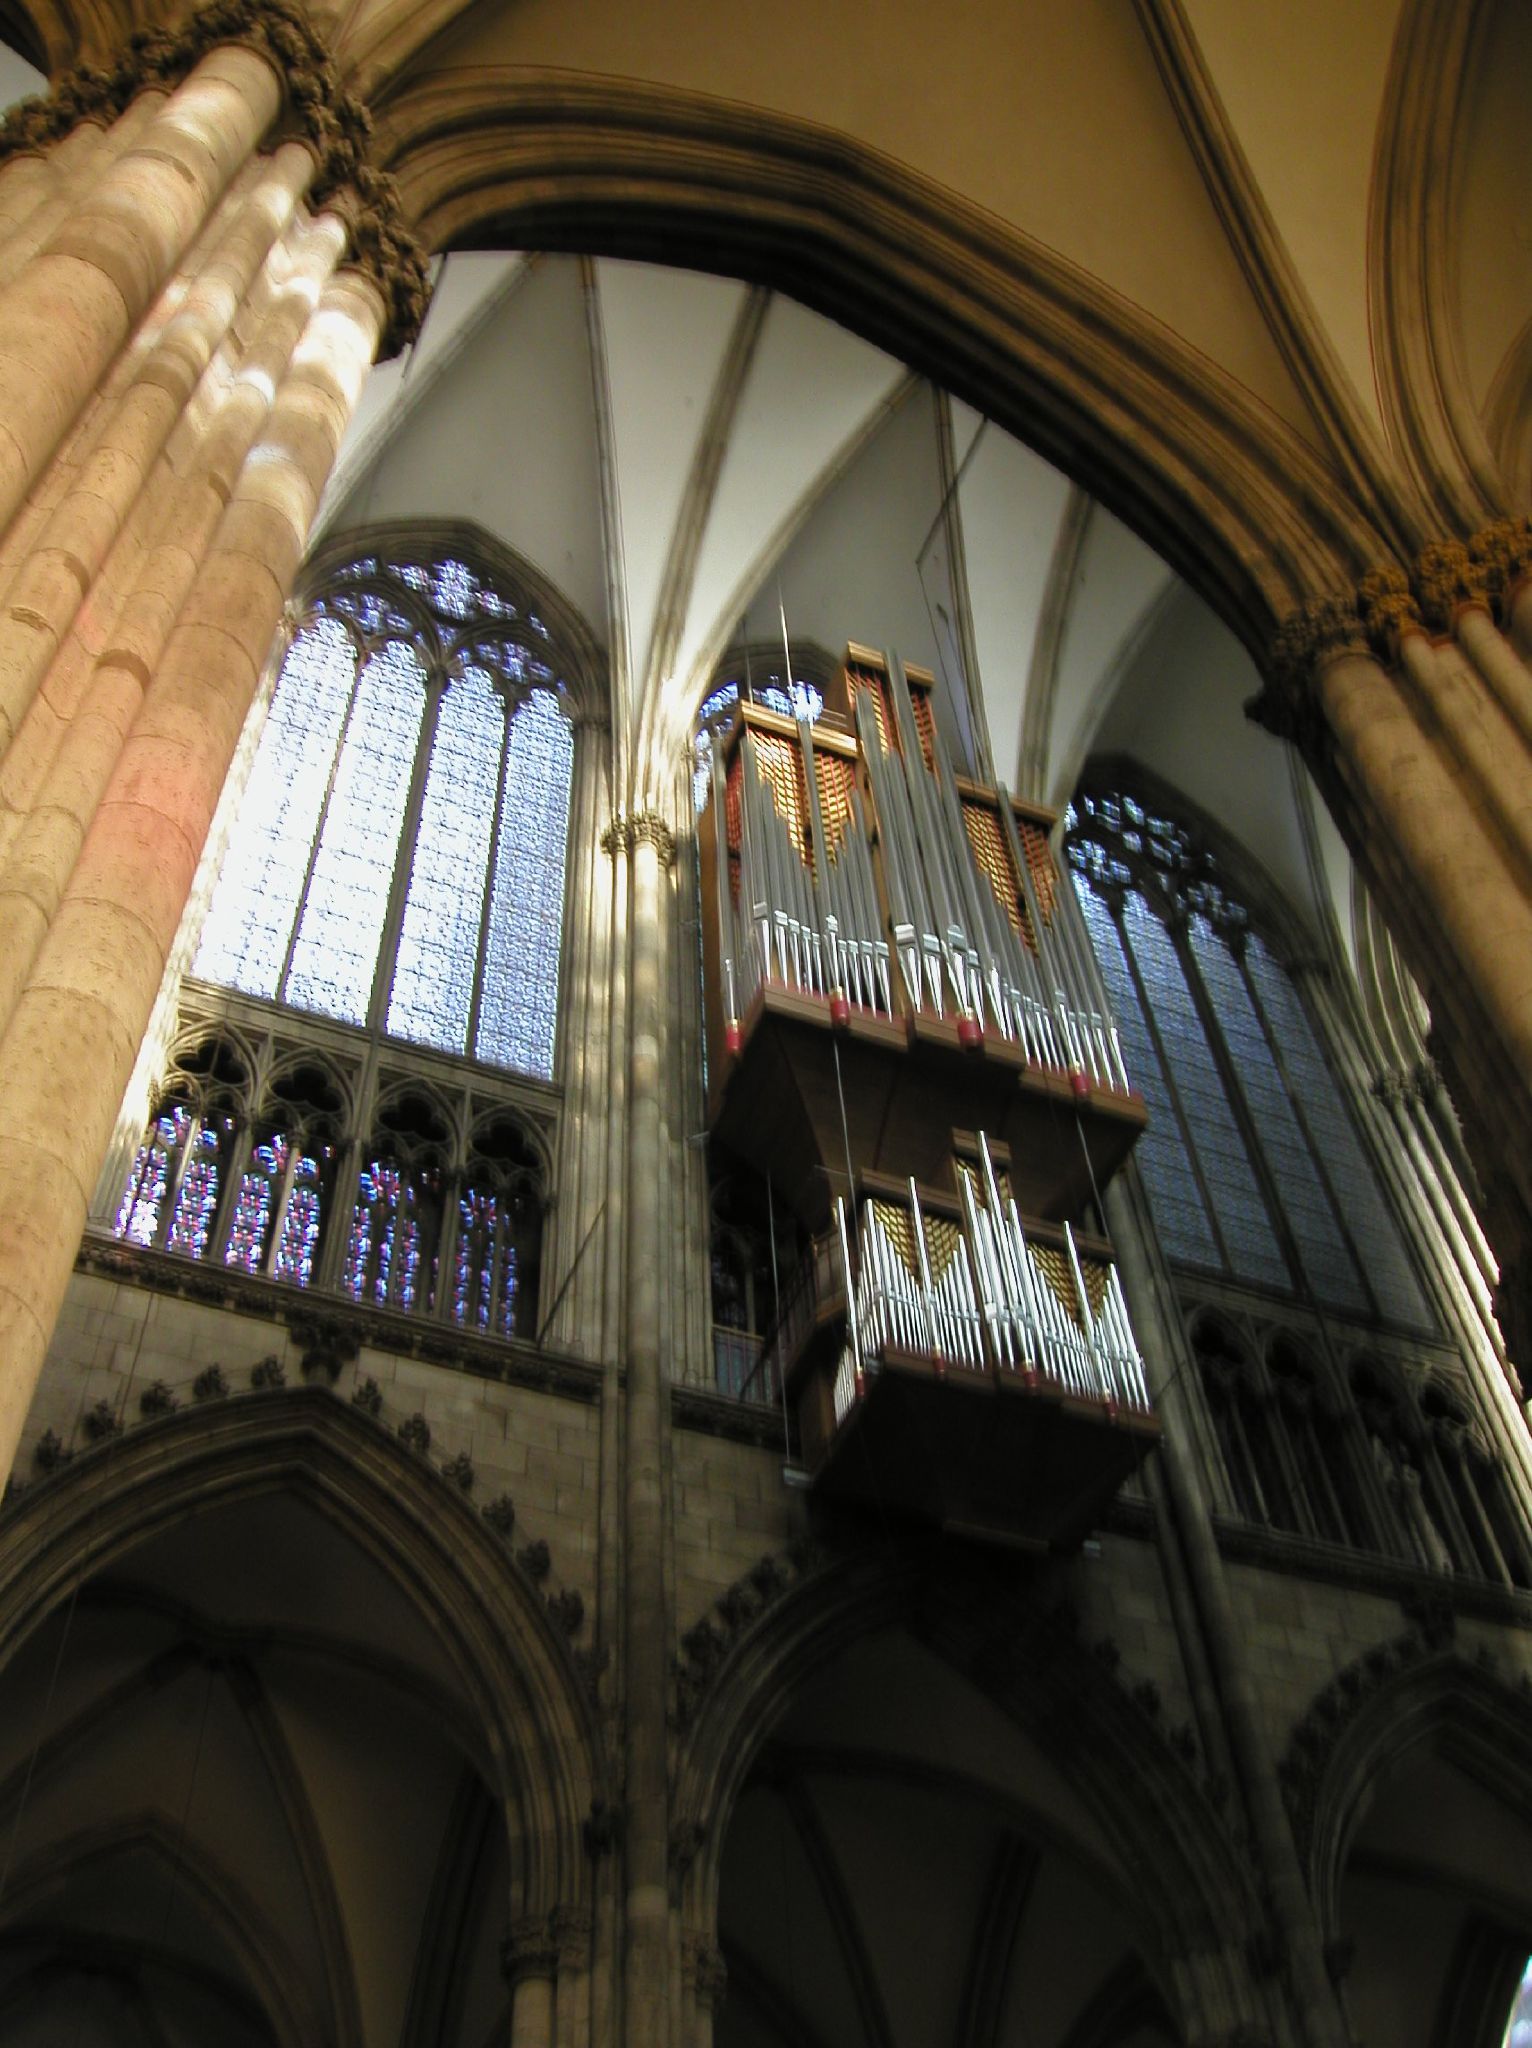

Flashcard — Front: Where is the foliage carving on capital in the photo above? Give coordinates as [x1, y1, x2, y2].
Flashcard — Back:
[1356, 565, 1423, 664]
[601, 808, 677, 868]
[682, 1931, 729, 2013]
[501, 1913, 561, 1986]
[551, 1905, 594, 1973]
[0, 0, 432, 357]
[1469, 515, 1532, 624]
[1246, 593, 1366, 755]
[1413, 540, 1488, 632]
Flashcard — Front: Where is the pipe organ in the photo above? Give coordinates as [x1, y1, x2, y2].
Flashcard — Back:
[699, 644, 1159, 1544]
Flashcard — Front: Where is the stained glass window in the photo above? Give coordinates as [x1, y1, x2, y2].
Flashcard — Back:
[1067, 786, 1433, 1330]
[455, 1188, 520, 1338]
[285, 641, 426, 1023]
[692, 673, 824, 812]
[164, 1119, 223, 1259]
[115, 1106, 226, 1256]
[475, 689, 573, 1076]
[223, 1134, 327, 1286]
[193, 552, 577, 1083]
[193, 618, 355, 998]
[116, 1109, 185, 1246]
[345, 1158, 436, 1313]
[120, 549, 563, 1342]
[389, 667, 503, 1054]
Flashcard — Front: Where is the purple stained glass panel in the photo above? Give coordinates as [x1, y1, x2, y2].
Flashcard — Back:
[165, 1122, 221, 1259]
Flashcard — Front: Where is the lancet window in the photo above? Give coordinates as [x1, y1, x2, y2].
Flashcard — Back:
[107, 1022, 551, 1343]
[101, 541, 585, 1345]
[193, 550, 576, 1083]
[1066, 786, 1431, 1330]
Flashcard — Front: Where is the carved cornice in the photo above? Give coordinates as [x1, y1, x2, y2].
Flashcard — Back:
[601, 808, 676, 868]
[0, 0, 431, 354]
[672, 1540, 827, 1730]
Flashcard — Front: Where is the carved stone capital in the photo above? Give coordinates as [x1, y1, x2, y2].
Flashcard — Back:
[1414, 539, 1489, 632]
[0, 0, 432, 356]
[501, 1914, 560, 1986]
[1357, 565, 1424, 664]
[682, 1932, 729, 2012]
[551, 1904, 594, 1973]
[601, 808, 677, 867]
[1248, 594, 1367, 754]
[328, 168, 433, 356]
[1469, 515, 1532, 625]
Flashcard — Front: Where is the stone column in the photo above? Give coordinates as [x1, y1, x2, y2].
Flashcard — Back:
[0, 44, 284, 538]
[502, 1917, 558, 2048]
[618, 806, 678, 2048]
[0, 255, 385, 1480]
[1253, 541, 1532, 1374]
[0, 92, 166, 294]
[1104, 1168, 1355, 2048]
[0, 203, 346, 1042]
[0, 139, 316, 777]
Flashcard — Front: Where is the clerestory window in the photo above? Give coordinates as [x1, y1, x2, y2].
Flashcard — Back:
[107, 541, 582, 1343]
[193, 550, 575, 1082]
[1066, 785, 1432, 1331]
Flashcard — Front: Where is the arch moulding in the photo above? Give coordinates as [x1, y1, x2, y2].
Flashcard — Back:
[671, 1543, 1268, 2043]
[0, 1387, 607, 1925]
[374, 68, 1396, 675]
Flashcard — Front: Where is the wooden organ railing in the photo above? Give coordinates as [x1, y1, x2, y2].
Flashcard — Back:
[698, 645, 1158, 1542]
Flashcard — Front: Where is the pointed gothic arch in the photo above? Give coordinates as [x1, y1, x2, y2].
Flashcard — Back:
[0, 1387, 607, 1927]
[671, 1543, 1267, 2045]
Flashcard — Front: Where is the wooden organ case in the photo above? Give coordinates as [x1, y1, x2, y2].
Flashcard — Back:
[697, 645, 1159, 1547]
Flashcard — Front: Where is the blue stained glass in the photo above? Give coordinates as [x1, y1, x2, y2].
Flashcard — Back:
[116, 1109, 188, 1246]
[194, 618, 355, 998]
[432, 559, 475, 619]
[323, 590, 412, 636]
[1120, 892, 1290, 1291]
[1079, 888, 1220, 1269]
[757, 681, 822, 722]
[285, 641, 426, 1025]
[224, 1144, 280, 1273]
[1244, 936, 1433, 1329]
[1190, 917, 1369, 1313]
[388, 667, 503, 1054]
[475, 690, 573, 1078]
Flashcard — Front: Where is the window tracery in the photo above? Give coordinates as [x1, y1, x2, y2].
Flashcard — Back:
[194, 550, 575, 1083]
[1066, 786, 1431, 1329]
[107, 540, 579, 1349]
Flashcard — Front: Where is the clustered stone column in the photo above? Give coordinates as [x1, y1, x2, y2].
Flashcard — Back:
[0, 0, 430, 1480]
[606, 803, 681, 2048]
[1253, 517, 1532, 1373]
